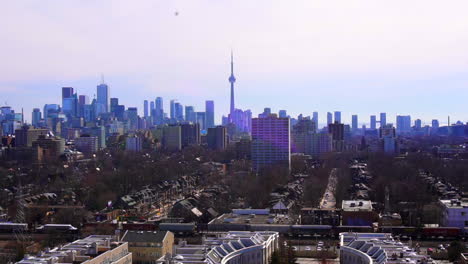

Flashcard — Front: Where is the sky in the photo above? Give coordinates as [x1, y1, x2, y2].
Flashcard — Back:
[2, 0, 468, 126]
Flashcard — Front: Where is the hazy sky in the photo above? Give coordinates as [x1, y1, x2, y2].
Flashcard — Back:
[2, 0, 468, 125]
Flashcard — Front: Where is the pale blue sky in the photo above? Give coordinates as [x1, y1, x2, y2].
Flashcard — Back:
[2, 0, 468, 126]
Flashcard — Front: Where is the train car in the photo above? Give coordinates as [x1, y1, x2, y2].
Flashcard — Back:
[122, 223, 157, 231]
[36, 224, 78, 234]
[378, 226, 419, 238]
[422, 227, 460, 239]
[334, 225, 373, 237]
[207, 223, 250, 232]
[249, 224, 291, 234]
[0, 223, 28, 233]
[159, 223, 196, 236]
[291, 225, 333, 237]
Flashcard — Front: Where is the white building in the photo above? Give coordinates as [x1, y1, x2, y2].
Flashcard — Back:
[158, 231, 279, 264]
[340, 233, 434, 264]
[439, 199, 468, 229]
[16, 235, 132, 264]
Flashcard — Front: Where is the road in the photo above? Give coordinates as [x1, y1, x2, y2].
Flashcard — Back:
[319, 168, 337, 209]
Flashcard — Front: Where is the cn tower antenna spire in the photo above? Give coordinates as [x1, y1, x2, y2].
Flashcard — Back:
[229, 50, 236, 120]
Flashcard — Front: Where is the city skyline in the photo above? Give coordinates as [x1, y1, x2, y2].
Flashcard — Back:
[2, 1, 468, 124]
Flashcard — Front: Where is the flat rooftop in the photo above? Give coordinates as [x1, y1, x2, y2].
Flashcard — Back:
[440, 199, 468, 209]
[340, 233, 435, 264]
[342, 200, 373, 211]
[209, 213, 293, 225]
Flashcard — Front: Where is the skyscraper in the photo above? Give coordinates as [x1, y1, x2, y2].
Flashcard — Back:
[352, 115, 358, 131]
[278, 110, 287, 118]
[174, 102, 184, 121]
[155, 97, 163, 114]
[327, 112, 333, 125]
[396, 115, 411, 135]
[380, 112, 387, 127]
[32, 108, 41, 127]
[78, 95, 89, 105]
[62, 93, 78, 117]
[334, 111, 341, 123]
[196, 112, 206, 130]
[414, 119, 422, 130]
[312, 112, 319, 130]
[143, 100, 149, 118]
[205, 100, 215, 128]
[370, 115, 377, 130]
[97, 82, 109, 114]
[170, 100, 176, 120]
[62, 87, 74, 100]
[185, 106, 195, 123]
[229, 51, 236, 121]
[150, 101, 155, 114]
[252, 115, 290, 172]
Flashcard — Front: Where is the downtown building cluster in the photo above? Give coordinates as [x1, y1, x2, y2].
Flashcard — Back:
[1, 54, 468, 168]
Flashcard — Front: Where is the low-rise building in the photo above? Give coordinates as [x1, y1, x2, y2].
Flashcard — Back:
[157, 231, 278, 264]
[121, 230, 174, 264]
[341, 200, 378, 226]
[439, 199, 468, 229]
[16, 235, 132, 264]
[339, 232, 434, 264]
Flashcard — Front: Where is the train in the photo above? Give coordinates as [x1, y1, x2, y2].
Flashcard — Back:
[0, 223, 29, 233]
[378, 226, 461, 239]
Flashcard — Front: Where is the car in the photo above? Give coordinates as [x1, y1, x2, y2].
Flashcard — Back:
[292, 246, 297, 251]
[305, 247, 311, 251]
[317, 247, 323, 251]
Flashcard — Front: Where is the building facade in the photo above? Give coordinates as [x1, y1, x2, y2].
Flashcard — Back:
[252, 115, 290, 172]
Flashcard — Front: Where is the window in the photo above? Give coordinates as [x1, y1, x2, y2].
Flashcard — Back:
[465, 221, 468, 226]
[462, 212, 466, 216]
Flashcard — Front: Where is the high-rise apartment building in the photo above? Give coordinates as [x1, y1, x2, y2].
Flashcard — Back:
[352, 115, 358, 131]
[181, 123, 200, 147]
[328, 122, 345, 152]
[185, 106, 196, 123]
[196, 112, 206, 130]
[379, 124, 397, 154]
[170, 100, 176, 120]
[380, 112, 387, 127]
[143, 100, 149, 118]
[126, 107, 139, 131]
[370, 115, 377, 130]
[252, 115, 290, 172]
[291, 119, 316, 153]
[312, 112, 319, 130]
[334, 111, 341, 123]
[126, 135, 143, 152]
[163, 125, 182, 151]
[414, 119, 422, 130]
[207, 126, 227, 150]
[396, 115, 411, 135]
[327, 112, 333, 125]
[205, 100, 215, 128]
[278, 110, 287, 118]
[74, 135, 99, 154]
